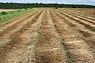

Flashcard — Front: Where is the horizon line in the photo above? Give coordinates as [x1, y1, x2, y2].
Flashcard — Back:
[0, 2, 95, 6]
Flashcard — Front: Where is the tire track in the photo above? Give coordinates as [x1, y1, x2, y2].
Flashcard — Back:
[34, 10, 68, 63]
[0, 10, 45, 63]
[50, 10, 95, 63]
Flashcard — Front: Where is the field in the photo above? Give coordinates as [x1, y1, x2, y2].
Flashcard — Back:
[0, 8, 95, 63]
[59, 8, 95, 19]
[0, 9, 17, 12]
[0, 8, 33, 24]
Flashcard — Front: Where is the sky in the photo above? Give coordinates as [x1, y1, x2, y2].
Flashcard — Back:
[0, 0, 95, 5]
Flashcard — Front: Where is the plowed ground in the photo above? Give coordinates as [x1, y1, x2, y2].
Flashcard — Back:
[0, 8, 95, 63]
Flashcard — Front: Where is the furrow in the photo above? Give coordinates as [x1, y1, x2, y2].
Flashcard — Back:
[56, 10, 95, 53]
[64, 12, 95, 25]
[0, 10, 45, 63]
[0, 10, 43, 37]
[34, 10, 68, 63]
[0, 10, 43, 46]
[50, 10, 95, 63]
[58, 11, 95, 32]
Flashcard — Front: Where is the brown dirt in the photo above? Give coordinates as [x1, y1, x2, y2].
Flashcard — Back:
[50, 10, 95, 62]
[59, 8, 95, 20]
[0, 8, 95, 63]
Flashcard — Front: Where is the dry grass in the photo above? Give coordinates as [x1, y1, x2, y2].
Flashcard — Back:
[0, 9, 18, 12]
[59, 8, 95, 19]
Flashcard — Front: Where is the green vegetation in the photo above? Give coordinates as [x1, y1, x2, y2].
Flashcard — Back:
[0, 3, 32, 9]
[0, 3, 95, 9]
[0, 8, 32, 23]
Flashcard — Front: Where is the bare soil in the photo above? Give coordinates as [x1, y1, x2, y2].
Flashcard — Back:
[0, 8, 95, 63]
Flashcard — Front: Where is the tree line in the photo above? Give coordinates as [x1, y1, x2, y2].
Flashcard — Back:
[0, 3, 95, 9]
